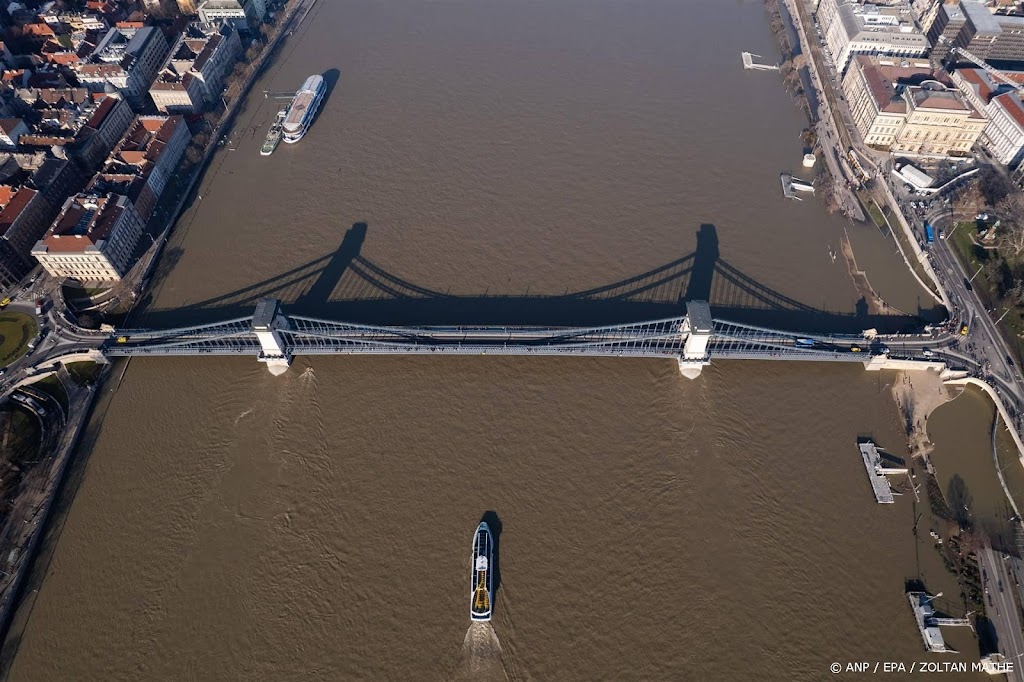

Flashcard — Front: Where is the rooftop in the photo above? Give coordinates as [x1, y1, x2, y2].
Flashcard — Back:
[0, 187, 36, 239]
[957, 67, 1024, 104]
[852, 55, 948, 114]
[993, 90, 1024, 131]
[960, 0, 1002, 35]
[40, 192, 127, 252]
[110, 116, 184, 167]
[910, 87, 971, 111]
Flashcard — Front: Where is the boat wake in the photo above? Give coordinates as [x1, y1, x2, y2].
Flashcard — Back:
[452, 622, 506, 681]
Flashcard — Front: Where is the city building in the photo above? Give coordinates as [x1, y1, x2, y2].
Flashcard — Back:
[16, 93, 134, 170]
[818, 0, 929, 73]
[88, 115, 190, 218]
[177, 0, 199, 15]
[150, 22, 241, 113]
[28, 157, 83, 210]
[927, 1, 1024, 67]
[197, 0, 257, 28]
[74, 26, 169, 109]
[0, 187, 53, 285]
[952, 67, 1024, 167]
[0, 118, 28, 149]
[74, 94, 135, 168]
[31, 192, 144, 282]
[843, 55, 986, 155]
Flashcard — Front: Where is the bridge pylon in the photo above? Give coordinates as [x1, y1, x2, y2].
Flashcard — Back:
[678, 301, 712, 379]
[253, 298, 292, 375]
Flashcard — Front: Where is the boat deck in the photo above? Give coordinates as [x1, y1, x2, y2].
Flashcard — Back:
[908, 592, 949, 653]
[858, 441, 894, 504]
[284, 91, 316, 131]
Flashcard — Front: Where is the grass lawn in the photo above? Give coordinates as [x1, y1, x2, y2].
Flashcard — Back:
[29, 375, 68, 414]
[865, 198, 886, 229]
[0, 311, 36, 368]
[65, 362, 103, 387]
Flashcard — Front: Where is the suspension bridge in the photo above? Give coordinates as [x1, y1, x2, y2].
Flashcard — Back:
[90, 298, 957, 378]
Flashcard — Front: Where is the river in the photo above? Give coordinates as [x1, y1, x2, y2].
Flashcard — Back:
[1, 0, 998, 679]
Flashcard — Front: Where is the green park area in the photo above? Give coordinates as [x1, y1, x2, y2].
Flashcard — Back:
[0, 312, 36, 369]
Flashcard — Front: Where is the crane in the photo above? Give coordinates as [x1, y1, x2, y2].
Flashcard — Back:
[938, 35, 1024, 92]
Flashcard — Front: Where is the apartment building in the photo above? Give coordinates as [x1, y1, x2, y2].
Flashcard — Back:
[927, 1, 1024, 66]
[75, 26, 169, 109]
[88, 115, 190, 219]
[953, 67, 1024, 167]
[150, 22, 240, 113]
[197, 0, 257, 28]
[0, 188, 53, 285]
[31, 192, 144, 282]
[818, 0, 929, 73]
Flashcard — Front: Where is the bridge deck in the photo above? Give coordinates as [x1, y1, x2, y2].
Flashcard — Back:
[104, 314, 886, 362]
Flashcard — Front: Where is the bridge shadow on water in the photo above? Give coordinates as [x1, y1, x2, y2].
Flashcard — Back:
[136, 223, 944, 333]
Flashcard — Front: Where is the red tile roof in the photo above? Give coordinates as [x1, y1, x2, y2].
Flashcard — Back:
[0, 188, 36, 238]
[853, 55, 952, 114]
[41, 194, 126, 252]
[84, 95, 117, 130]
[0, 185, 17, 209]
[994, 91, 1024, 131]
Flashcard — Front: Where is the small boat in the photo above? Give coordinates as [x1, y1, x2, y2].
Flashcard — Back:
[470, 522, 493, 622]
[260, 108, 287, 156]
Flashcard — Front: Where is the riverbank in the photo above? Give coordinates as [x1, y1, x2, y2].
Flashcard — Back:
[0, 0, 319, 650]
[0, 373, 98, 648]
[891, 368, 960, 463]
[768, 0, 866, 222]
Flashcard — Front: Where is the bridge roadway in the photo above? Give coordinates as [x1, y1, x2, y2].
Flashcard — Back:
[83, 310, 958, 364]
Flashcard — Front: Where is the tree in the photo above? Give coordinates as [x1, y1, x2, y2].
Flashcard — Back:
[1006, 279, 1024, 307]
[979, 165, 1014, 206]
[998, 192, 1024, 257]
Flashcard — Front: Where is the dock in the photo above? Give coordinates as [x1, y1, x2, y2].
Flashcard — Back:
[741, 52, 780, 71]
[857, 441, 908, 504]
[907, 592, 972, 653]
[780, 174, 814, 200]
[789, 176, 814, 193]
[781, 174, 800, 200]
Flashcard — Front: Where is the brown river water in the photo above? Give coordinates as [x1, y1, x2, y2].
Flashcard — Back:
[0, 0, 1008, 679]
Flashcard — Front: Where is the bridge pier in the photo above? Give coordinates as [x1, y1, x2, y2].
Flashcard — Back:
[253, 298, 292, 375]
[678, 301, 713, 379]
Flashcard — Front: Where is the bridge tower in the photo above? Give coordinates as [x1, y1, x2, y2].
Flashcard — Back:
[253, 298, 292, 375]
[678, 301, 713, 379]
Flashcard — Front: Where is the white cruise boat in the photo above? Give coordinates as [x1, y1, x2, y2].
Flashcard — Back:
[282, 74, 327, 144]
[470, 522, 493, 621]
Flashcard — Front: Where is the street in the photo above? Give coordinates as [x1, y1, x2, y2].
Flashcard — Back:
[981, 547, 1024, 682]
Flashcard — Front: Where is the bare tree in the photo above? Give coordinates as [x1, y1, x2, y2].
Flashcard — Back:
[998, 192, 1024, 257]
[979, 164, 1014, 206]
[1006, 279, 1024, 307]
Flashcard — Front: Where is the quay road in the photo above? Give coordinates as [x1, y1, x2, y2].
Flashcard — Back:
[981, 547, 1024, 682]
[918, 202, 1024, 413]
[783, 0, 866, 221]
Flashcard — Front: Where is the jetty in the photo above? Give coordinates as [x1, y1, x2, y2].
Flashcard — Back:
[907, 592, 972, 653]
[857, 441, 908, 504]
[780, 174, 814, 200]
[741, 52, 780, 71]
